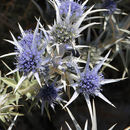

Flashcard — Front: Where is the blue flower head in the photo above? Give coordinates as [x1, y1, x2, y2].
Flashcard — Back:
[38, 83, 61, 114]
[102, 0, 116, 14]
[1, 21, 49, 92]
[16, 30, 43, 75]
[79, 70, 104, 96]
[78, 52, 109, 96]
[64, 51, 124, 120]
[39, 84, 58, 104]
[59, 0, 83, 19]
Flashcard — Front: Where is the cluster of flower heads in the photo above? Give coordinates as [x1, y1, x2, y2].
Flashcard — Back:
[0, 0, 123, 123]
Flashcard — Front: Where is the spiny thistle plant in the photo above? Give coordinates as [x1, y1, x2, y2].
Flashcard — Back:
[0, 0, 129, 129]
[0, 22, 51, 92]
[63, 51, 123, 120]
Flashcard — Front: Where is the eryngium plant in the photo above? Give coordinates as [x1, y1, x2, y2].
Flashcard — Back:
[0, 22, 50, 92]
[0, 0, 129, 129]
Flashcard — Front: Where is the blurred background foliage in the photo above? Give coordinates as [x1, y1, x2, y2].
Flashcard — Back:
[0, 0, 130, 130]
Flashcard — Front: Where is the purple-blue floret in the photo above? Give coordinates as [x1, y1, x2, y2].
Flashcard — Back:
[59, 1, 83, 18]
[18, 30, 42, 47]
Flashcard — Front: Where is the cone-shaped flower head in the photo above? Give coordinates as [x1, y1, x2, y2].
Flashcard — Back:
[79, 70, 104, 96]
[78, 51, 109, 96]
[102, 0, 116, 14]
[16, 30, 43, 75]
[39, 84, 58, 104]
[50, 22, 76, 46]
[48, 0, 100, 52]
[59, 0, 84, 20]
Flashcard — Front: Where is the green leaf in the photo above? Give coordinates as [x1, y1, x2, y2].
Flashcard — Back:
[0, 77, 16, 88]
